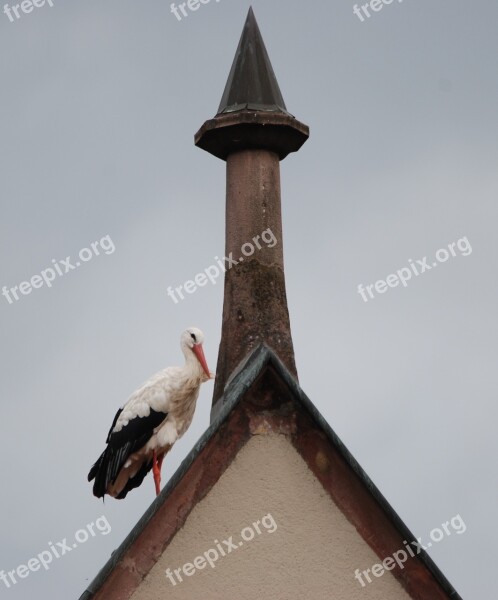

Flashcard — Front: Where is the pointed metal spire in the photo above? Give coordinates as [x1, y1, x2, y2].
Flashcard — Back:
[217, 7, 289, 116]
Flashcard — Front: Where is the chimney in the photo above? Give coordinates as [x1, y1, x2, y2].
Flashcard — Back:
[195, 7, 309, 415]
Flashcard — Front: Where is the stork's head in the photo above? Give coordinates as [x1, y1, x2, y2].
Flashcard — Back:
[181, 327, 212, 379]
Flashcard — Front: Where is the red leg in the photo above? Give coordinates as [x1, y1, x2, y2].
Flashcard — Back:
[152, 450, 161, 496]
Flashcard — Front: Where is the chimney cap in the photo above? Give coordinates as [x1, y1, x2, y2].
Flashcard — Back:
[195, 7, 309, 161]
[194, 110, 309, 161]
[217, 7, 290, 117]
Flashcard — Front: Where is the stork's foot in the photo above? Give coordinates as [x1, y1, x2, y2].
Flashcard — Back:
[152, 451, 161, 496]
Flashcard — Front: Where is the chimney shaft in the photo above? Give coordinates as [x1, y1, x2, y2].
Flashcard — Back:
[226, 149, 283, 268]
[213, 147, 295, 401]
[195, 8, 309, 415]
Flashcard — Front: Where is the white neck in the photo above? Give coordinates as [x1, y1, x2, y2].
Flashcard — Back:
[181, 344, 205, 382]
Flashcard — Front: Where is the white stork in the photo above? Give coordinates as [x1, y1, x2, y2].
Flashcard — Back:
[88, 327, 213, 499]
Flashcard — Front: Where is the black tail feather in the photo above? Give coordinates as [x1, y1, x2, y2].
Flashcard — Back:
[116, 460, 153, 499]
[88, 452, 104, 483]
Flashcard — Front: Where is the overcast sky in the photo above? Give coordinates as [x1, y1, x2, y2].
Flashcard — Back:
[1, 1, 497, 598]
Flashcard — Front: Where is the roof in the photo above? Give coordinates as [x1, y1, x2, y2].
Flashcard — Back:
[79, 344, 462, 600]
[217, 7, 290, 116]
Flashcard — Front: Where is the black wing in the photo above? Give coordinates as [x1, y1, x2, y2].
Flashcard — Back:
[88, 407, 167, 499]
[106, 407, 123, 443]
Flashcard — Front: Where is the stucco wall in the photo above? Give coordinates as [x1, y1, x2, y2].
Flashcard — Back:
[129, 434, 411, 600]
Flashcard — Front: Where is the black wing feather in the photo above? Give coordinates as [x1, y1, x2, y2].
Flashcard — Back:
[88, 407, 167, 498]
[106, 407, 123, 443]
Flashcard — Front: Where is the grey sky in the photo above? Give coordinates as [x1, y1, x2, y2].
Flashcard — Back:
[1, 1, 496, 598]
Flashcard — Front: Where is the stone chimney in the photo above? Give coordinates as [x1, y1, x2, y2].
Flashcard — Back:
[195, 7, 309, 415]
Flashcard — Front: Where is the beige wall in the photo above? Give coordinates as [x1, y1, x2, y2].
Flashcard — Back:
[130, 434, 411, 600]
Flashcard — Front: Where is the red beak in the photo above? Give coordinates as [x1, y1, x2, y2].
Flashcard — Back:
[192, 344, 211, 378]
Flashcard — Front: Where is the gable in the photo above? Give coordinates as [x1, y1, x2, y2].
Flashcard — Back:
[79, 345, 461, 600]
[129, 433, 411, 600]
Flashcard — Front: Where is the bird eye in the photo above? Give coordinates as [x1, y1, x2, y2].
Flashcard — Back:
[190, 333, 197, 342]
